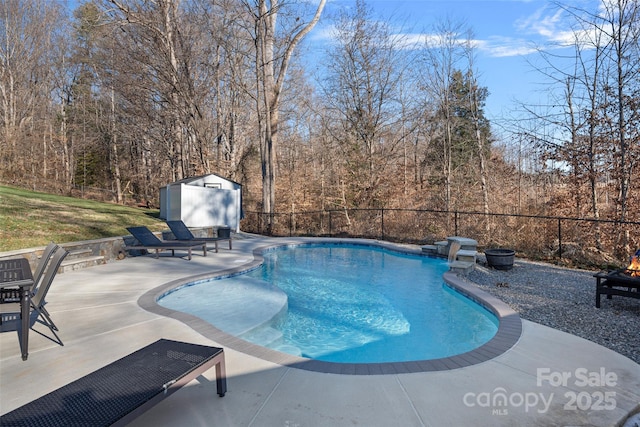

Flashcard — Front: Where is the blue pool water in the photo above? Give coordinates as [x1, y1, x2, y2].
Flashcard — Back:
[159, 243, 499, 364]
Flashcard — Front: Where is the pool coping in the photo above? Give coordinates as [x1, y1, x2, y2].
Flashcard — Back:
[138, 238, 523, 375]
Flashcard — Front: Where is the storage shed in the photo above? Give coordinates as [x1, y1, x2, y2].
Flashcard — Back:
[159, 174, 243, 232]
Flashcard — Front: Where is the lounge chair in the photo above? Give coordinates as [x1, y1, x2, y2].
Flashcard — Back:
[125, 226, 207, 260]
[0, 242, 60, 303]
[28, 248, 68, 333]
[0, 248, 68, 341]
[166, 220, 232, 253]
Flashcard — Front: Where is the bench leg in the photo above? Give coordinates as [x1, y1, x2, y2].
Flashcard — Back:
[595, 277, 603, 308]
[215, 358, 227, 397]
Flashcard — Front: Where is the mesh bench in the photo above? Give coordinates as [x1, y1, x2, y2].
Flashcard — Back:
[594, 270, 640, 308]
[0, 339, 226, 426]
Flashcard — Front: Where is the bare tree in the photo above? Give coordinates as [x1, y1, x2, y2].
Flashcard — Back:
[567, 20, 606, 249]
[321, 0, 410, 208]
[0, 0, 65, 185]
[598, 0, 640, 254]
[242, 0, 326, 232]
[528, 0, 640, 254]
[418, 19, 467, 213]
[462, 30, 491, 221]
[194, 0, 259, 181]
[103, 0, 214, 182]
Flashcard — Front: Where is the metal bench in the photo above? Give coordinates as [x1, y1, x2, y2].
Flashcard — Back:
[0, 339, 226, 426]
[594, 270, 640, 308]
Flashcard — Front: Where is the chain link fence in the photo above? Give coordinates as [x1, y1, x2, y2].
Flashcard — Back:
[242, 209, 640, 268]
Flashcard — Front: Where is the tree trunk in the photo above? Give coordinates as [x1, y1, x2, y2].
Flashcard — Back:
[253, 0, 326, 233]
[110, 87, 123, 203]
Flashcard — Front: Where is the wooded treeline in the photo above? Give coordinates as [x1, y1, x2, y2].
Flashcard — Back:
[1, 0, 638, 257]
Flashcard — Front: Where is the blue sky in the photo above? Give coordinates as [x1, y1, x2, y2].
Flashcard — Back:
[308, 0, 601, 123]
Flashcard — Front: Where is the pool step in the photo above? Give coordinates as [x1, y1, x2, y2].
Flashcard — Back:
[436, 240, 450, 256]
[241, 327, 304, 357]
[208, 277, 288, 336]
[422, 245, 477, 263]
[423, 238, 478, 255]
[421, 244, 438, 255]
[272, 344, 303, 357]
[455, 249, 477, 263]
[240, 326, 283, 347]
[421, 241, 453, 256]
[449, 260, 475, 275]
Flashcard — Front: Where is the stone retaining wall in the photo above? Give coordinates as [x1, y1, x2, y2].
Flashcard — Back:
[0, 236, 131, 272]
[0, 227, 225, 272]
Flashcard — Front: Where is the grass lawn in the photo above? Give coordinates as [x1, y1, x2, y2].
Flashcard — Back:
[0, 185, 166, 252]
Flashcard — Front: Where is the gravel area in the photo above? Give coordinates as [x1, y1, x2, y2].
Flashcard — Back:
[466, 256, 640, 365]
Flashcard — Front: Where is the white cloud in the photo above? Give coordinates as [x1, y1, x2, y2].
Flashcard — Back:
[385, 31, 539, 58]
[309, 25, 338, 44]
[475, 37, 539, 57]
[309, 1, 597, 59]
[515, 5, 580, 47]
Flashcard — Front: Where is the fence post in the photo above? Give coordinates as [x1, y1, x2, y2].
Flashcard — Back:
[329, 211, 332, 236]
[558, 218, 562, 261]
[290, 213, 293, 237]
[381, 208, 385, 240]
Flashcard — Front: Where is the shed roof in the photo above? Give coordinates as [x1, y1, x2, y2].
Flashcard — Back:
[164, 173, 242, 187]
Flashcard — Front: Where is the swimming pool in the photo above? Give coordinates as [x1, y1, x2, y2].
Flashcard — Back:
[158, 242, 500, 364]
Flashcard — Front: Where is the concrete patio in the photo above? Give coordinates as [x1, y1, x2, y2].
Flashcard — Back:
[1, 236, 639, 426]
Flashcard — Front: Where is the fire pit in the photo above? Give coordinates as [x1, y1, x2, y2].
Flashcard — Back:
[627, 250, 640, 277]
[593, 250, 640, 308]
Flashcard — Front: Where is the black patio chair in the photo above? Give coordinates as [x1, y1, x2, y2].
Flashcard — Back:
[166, 220, 232, 253]
[125, 226, 207, 260]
